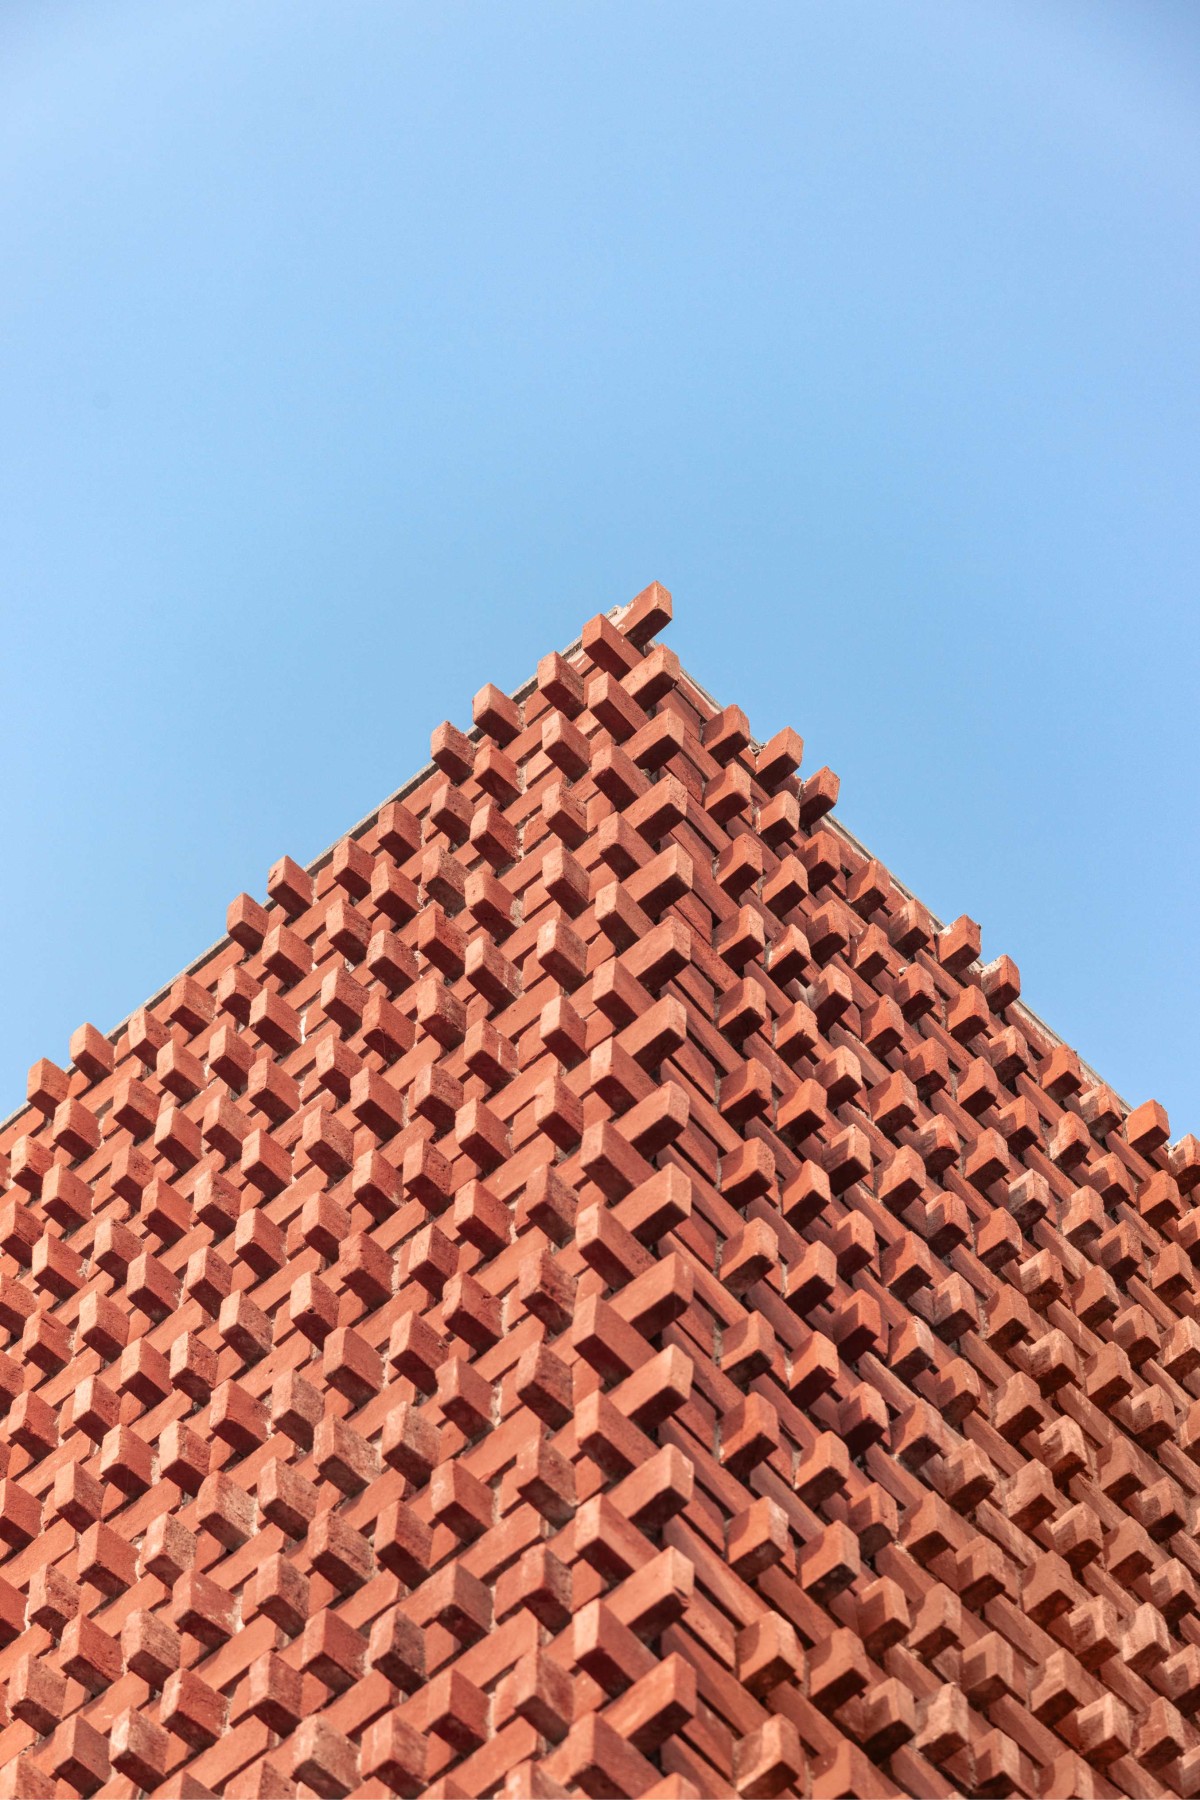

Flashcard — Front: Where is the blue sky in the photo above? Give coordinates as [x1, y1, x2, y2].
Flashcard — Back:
[3, 2, 1198, 1133]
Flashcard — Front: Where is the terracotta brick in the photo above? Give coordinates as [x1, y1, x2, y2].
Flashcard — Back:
[310, 1508, 374, 1594]
[443, 1268, 504, 1350]
[70, 1018, 116, 1080]
[424, 1664, 491, 1755]
[290, 1269, 341, 1343]
[173, 1568, 239, 1648]
[21, 1307, 69, 1375]
[289, 1716, 360, 1798]
[27, 1565, 72, 1640]
[338, 1227, 396, 1308]
[99, 1421, 154, 1495]
[350, 1071, 405, 1144]
[141, 1510, 199, 1586]
[732, 1714, 804, 1798]
[110, 1708, 171, 1789]
[247, 1552, 310, 1637]
[361, 1709, 427, 1797]
[389, 1308, 449, 1392]
[196, 1467, 256, 1547]
[122, 1607, 182, 1689]
[10, 1656, 66, 1734]
[299, 1607, 367, 1693]
[368, 1604, 426, 1693]
[736, 1612, 802, 1698]
[314, 1412, 380, 1495]
[323, 1323, 384, 1405]
[569, 1599, 652, 1699]
[498, 1542, 574, 1632]
[29, 1229, 81, 1307]
[502, 1646, 574, 1743]
[47, 1716, 109, 1795]
[514, 1436, 575, 1525]
[0, 1479, 39, 1551]
[60, 1611, 122, 1692]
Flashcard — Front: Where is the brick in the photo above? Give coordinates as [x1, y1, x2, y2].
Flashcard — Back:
[47, 1717, 110, 1795]
[323, 1324, 384, 1405]
[299, 1607, 367, 1692]
[141, 1510, 198, 1586]
[170, 1329, 218, 1403]
[247, 1649, 305, 1735]
[122, 1607, 182, 1689]
[290, 1269, 341, 1343]
[736, 1613, 803, 1701]
[216, 962, 257, 1022]
[0, 1478, 39, 1550]
[20, 1308, 68, 1376]
[735, 1715, 805, 1798]
[40, 1160, 92, 1230]
[210, 1376, 270, 1454]
[31, 1233, 83, 1306]
[10, 1656, 67, 1733]
[443, 1269, 504, 1350]
[99, 1422, 154, 1495]
[60, 1611, 122, 1691]
[248, 1552, 310, 1637]
[27, 1565, 74, 1640]
[548, 1714, 659, 1800]
[220, 1286, 274, 1362]
[578, 1387, 655, 1480]
[507, 1647, 575, 1743]
[798, 1520, 860, 1603]
[110, 1709, 171, 1790]
[289, 1718, 360, 1797]
[389, 1308, 449, 1392]
[610, 1546, 693, 1640]
[515, 1163, 575, 1247]
[196, 1468, 255, 1548]
[70, 1019, 116, 1080]
[375, 1496, 434, 1587]
[463, 1023, 518, 1098]
[314, 1412, 380, 1495]
[10, 1388, 57, 1458]
[173, 1568, 239, 1648]
[612, 1249, 693, 1335]
[350, 1070, 405, 1143]
[425, 1664, 490, 1754]
[515, 1436, 575, 1525]
[498, 1542, 574, 1631]
[572, 1598, 656, 1696]
[727, 1496, 788, 1580]
[361, 1711, 426, 1797]
[518, 1245, 578, 1331]
[593, 740, 649, 809]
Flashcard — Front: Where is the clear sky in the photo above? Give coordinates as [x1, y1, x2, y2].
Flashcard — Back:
[3, 3, 1198, 1135]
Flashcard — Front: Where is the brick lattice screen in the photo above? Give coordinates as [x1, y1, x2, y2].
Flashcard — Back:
[0, 582, 1198, 1798]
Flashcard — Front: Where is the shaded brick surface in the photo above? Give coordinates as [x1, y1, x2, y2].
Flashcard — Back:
[1, 582, 1198, 1797]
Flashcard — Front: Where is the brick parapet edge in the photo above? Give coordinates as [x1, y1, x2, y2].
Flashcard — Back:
[0, 580, 1197, 1797]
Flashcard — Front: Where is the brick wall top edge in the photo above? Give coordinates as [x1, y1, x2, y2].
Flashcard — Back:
[0, 595, 1140, 1132]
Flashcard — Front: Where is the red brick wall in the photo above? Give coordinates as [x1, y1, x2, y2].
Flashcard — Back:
[0, 581, 1197, 1798]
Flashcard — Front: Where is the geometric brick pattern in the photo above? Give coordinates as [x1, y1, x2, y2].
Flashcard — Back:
[0, 582, 1198, 1799]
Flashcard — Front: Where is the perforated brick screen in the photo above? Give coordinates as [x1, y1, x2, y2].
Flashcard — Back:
[0, 582, 1197, 1799]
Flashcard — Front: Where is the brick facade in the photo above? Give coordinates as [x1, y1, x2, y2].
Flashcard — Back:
[0, 582, 1196, 1797]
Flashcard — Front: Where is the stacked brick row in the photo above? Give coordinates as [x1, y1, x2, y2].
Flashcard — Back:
[0, 582, 1198, 1798]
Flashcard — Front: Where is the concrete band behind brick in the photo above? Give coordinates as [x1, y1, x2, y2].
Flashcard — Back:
[0, 579, 1197, 1799]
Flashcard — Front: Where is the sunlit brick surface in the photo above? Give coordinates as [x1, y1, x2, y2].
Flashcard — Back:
[1, 582, 1198, 1798]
